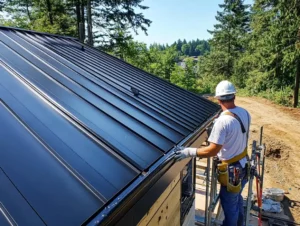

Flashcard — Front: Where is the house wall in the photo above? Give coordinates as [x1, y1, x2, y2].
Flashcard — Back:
[114, 158, 190, 226]
[138, 173, 181, 226]
[137, 129, 210, 226]
[113, 127, 212, 226]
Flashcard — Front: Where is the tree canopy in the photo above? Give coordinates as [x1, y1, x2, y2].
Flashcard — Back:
[0, 0, 299, 107]
[0, 0, 151, 48]
[197, 0, 300, 107]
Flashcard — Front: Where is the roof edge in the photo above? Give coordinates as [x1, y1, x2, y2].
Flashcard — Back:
[84, 110, 221, 226]
[0, 26, 78, 40]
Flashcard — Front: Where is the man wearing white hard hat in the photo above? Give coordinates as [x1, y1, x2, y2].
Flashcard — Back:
[175, 80, 251, 226]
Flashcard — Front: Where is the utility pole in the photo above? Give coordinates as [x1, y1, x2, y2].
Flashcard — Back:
[87, 0, 93, 46]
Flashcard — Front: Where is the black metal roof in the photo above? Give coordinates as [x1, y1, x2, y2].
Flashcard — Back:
[0, 26, 220, 225]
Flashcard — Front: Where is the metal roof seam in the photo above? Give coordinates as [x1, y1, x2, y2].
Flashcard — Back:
[0, 200, 19, 225]
[76, 39, 219, 111]
[85, 110, 220, 226]
[36, 38, 198, 129]
[0, 31, 180, 145]
[45, 47, 201, 125]
[0, 59, 144, 172]
[0, 167, 48, 225]
[0, 97, 108, 203]
[51, 39, 205, 122]
[14, 30, 190, 135]
[0, 40, 170, 157]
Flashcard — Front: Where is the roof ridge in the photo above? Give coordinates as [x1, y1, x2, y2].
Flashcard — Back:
[0, 25, 78, 40]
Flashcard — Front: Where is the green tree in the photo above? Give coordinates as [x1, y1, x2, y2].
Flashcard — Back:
[243, 0, 300, 106]
[207, 0, 250, 78]
[0, 0, 151, 48]
[181, 44, 190, 55]
[92, 0, 151, 47]
[119, 40, 151, 71]
[177, 39, 183, 52]
[1, 0, 78, 36]
[171, 58, 198, 92]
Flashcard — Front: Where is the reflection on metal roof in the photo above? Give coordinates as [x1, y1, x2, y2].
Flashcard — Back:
[0, 27, 220, 225]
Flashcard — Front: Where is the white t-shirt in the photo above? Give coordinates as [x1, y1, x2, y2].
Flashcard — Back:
[208, 106, 251, 168]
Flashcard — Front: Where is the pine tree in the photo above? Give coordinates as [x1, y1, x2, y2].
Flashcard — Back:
[177, 39, 183, 52]
[0, 0, 4, 10]
[245, 0, 300, 106]
[181, 44, 189, 56]
[92, 0, 151, 47]
[0, 0, 151, 48]
[207, 0, 250, 78]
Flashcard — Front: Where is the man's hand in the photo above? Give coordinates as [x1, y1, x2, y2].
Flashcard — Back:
[174, 143, 222, 162]
[175, 147, 197, 161]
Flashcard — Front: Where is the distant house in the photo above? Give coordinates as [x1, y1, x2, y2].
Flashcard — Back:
[190, 56, 199, 62]
[177, 56, 200, 73]
[0, 26, 219, 226]
[177, 60, 186, 68]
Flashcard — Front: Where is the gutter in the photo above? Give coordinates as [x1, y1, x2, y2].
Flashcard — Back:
[84, 110, 221, 226]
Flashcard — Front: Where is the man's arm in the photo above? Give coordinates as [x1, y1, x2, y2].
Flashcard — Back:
[174, 142, 222, 161]
[196, 142, 222, 158]
[175, 117, 225, 161]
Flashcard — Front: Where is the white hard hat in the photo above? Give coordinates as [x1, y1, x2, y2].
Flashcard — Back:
[215, 80, 236, 100]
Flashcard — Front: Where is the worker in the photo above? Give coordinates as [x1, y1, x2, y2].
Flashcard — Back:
[175, 80, 251, 226]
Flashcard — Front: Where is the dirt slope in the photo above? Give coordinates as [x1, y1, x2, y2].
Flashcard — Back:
[236, 96, 300, 222]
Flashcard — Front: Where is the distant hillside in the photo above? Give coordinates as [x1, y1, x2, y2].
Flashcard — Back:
[149, 39, 210, 57]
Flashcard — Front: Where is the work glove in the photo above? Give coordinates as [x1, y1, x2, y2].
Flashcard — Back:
[174, 147, 197, 161]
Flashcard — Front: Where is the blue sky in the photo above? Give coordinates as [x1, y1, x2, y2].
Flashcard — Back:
[133, 0, 253, 45]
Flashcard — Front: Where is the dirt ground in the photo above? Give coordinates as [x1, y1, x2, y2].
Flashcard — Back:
[236, 96, 300, 223]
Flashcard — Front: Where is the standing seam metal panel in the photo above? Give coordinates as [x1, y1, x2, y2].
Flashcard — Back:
[0, 26, 221, 226]
[79, 42, 218, 114]
[0, 46, 163, 170]
[0, 34, 178, 150]
[67, 38, 218, 114]
[43, 37, 204, 124]
[58, 37, 218, 121]
[36, 36, 201, 127]
[0, 64, 138, 194]
[29, 34, 198, 130]
[11, 30, 192, 135]
[0, 30, 184, 143]
[0, 87, 103, 225]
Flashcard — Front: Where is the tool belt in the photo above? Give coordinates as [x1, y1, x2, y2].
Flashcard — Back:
[221, 147, 248, 164]
[215, 110, 249, 193]
[216, 148, 248, 193]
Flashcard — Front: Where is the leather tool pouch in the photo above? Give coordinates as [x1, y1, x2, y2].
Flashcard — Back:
[217, 163, 228, 186]
[217, 163, 242, 193]
[227, 180, 241, 193]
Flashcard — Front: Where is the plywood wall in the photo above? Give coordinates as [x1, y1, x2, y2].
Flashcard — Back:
[138, 173, 181, 226]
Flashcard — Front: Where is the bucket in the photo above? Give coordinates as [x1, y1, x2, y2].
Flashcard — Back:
[263, 188, 285, 202]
